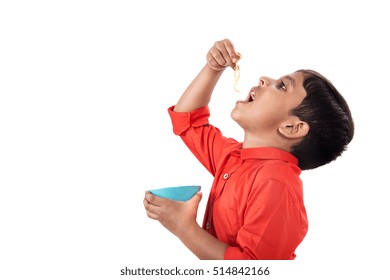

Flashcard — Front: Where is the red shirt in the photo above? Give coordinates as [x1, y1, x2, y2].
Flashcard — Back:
[168, 105, 308, 260]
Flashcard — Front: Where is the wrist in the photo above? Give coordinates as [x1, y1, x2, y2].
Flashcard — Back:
[176, 220, 200, 240]
[205, 62, 227, 73]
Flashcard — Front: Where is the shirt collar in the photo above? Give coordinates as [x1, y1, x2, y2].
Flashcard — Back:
[240, 146, 298, 166]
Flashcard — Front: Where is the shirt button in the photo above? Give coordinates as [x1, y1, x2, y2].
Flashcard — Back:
[206, 222, 210, 230]
[223, 173, 229, 179]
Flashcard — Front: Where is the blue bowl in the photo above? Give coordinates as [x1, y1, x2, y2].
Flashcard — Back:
[149, 185, 201, 201]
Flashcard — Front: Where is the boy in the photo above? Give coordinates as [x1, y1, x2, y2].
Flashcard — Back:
[143, 39, 354, 260]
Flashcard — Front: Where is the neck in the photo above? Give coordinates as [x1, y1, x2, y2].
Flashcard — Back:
[242, 133, 291, 152]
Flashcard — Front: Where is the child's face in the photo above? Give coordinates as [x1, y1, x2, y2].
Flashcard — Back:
[231, 71, 307, 135]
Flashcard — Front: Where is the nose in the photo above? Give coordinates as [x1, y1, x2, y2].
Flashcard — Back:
[259, 76, 272, 86]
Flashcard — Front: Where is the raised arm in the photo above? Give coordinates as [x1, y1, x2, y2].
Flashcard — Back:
[144, 39, 241, 260]
[173, 39, 239, 112]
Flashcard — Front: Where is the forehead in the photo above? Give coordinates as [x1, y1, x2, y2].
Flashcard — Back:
[286, 71, 305, 84]
[286, 71, 306, 97]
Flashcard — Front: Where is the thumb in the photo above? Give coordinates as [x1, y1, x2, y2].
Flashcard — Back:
[189, 191, 202, 204]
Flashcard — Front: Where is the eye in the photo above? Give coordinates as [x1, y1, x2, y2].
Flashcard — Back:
[277, 80, 287, 91]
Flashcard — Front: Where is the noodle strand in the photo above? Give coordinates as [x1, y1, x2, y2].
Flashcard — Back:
[234, 52, 241, 92]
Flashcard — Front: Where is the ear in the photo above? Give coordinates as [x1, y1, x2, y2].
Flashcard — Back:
[278, 118, 310, 139]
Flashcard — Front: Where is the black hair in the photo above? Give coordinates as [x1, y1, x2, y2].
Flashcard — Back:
[290, 69, 354, 170]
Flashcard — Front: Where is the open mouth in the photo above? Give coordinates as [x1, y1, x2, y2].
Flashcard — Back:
[245, 88, 256, 102]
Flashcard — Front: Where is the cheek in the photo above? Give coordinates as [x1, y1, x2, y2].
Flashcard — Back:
[256, 96, 290, 119]
[231, 107, 265, 130]
[231, 101, 289, 131]
[250, 105, 288, 130]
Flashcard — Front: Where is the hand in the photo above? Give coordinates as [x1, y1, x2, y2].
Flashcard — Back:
[206, 39, 239, 71]
[143, 192, 202, 237]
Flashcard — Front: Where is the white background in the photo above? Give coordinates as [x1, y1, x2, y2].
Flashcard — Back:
[1, 0, 389, 279]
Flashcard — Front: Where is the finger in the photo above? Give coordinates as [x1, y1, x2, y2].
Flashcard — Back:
[145, 207, 159, 220]
[144, 197, 161, 218]
[146, 210, 159, 220]
[209, 47, 228, 68]
[184, 192, 202, 213]
[207, 52, 225, 71]
[144, 197, 159, 212]
[189, 191, 202, 204]
[215, 40, 233, 66]
[146, 192, 179, 207]
[144, 192, 161, 206]
[221, 39, 237, 68]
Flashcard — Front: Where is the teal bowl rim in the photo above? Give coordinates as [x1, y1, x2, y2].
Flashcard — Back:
[148, 185, 201, 201]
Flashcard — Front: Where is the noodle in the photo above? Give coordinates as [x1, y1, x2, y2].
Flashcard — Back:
[234, 52, 241, 92]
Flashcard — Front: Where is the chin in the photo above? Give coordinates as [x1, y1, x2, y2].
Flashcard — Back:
[230, 108, 241, 125]
[230, 107, 237, 120]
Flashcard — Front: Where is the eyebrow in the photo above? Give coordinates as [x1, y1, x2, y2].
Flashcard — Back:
[284, 75, 296, 88]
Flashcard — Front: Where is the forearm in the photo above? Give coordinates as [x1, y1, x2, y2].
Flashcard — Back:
[177, 222, 228, 260]
[173, 64, 225, 112]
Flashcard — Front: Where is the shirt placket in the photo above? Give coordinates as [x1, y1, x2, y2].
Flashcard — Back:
[204, 152, 242, 235]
